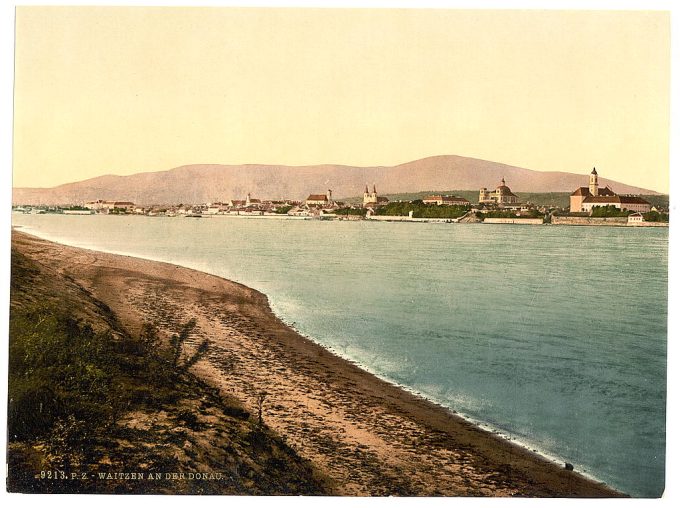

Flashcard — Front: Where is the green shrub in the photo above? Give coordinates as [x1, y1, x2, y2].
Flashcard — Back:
[8, 305, 116, 441]
[590, 205, 630, 217]
[643, 210, 669, 222]
[274, 205, 293, 214]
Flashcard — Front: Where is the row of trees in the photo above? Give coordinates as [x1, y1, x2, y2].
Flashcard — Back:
[375, 200, 470, 219]
[554, 206, 669, 222]
[643, 210, 669, 222]
[334, 207, 366, 216]
[586, 206, 669, 221]
[589, 205, 631, 218]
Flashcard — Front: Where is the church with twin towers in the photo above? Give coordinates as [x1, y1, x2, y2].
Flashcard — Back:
[363, 184, 389, 208]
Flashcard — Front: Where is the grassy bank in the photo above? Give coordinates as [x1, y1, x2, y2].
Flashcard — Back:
[8, 247, 332, 495]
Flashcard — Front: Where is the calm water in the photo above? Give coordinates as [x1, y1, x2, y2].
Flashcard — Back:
[12, 214, 668, 497]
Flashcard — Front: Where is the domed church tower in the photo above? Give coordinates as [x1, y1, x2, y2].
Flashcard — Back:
[589, 168, 599, 196]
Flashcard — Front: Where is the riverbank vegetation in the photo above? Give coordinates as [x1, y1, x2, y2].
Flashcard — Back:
[590, 205, 631, 218]
[274, 205, 294, 214]
[375, 200, 469, 218]
[643, 210, 669, 222]
[334, 207, 366, 216]
[8, 248, 331, 495]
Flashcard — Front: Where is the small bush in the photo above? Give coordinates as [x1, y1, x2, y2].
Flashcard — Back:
[8, 305, 116, 441]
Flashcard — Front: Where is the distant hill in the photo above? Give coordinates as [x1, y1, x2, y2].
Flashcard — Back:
[12, 155, 660, 206]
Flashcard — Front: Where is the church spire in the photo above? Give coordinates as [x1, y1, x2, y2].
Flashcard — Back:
[589, 168, 599, 196]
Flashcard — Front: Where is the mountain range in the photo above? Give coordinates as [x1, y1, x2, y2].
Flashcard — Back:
[12, 154, 660, 206]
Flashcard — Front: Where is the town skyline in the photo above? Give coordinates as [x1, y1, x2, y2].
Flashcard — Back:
[11, 155, 664, 208]
[12, 7, 670, 193]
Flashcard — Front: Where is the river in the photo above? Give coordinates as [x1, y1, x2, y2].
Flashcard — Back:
[12, 213, 668, 497]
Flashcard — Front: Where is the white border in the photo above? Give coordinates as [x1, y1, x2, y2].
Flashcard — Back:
[1, 2, 677, 508]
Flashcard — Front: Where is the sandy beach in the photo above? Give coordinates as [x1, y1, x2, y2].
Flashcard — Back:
[11, 230, 623, 497]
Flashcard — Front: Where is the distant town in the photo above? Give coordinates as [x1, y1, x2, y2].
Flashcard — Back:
[13, 168, 669, 227]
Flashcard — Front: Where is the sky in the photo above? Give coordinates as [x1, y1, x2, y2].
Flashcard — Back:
[12, 6, 670, 193]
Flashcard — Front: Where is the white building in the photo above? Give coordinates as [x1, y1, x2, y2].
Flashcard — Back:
[580, 195, 652, 213]
[85, 200, 135, 212]
[205, 203, 228, 214]
[422, 195, 470, 206]
[570, 168, 651, 213]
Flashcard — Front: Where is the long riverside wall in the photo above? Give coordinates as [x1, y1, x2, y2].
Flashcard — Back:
[626, 221, 669, 227]
[483, 218, 544, 225]
[367, 215, 460, 223]
[551, 216, 628, 226]
[551, 216, 669, 227]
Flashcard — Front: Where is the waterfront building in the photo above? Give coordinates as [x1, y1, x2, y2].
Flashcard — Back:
[306, 189, 333, 206]
[628, 212, 644, 223]
[363, 184, 389, 207]
[85, 200, 135, 212]
[85, 199, 106, 211]
[479, 178, 520, 205]
[113, 201, 134, 211]
[245, 193, 261, 207]
[580, 195, 652, 214]
[569, 168, 616, 212]
[569, 168, 651, 213]
[422, 195, 470, 206]
[205, 203, 228, 214]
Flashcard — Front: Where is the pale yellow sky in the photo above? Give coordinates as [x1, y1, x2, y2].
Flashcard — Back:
[13, 7, 670, 192]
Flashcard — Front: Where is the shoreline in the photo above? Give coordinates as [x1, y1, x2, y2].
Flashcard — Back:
[10, 229, 625, 497]
[270, 311, 602, 484]
[12, 210, 669, 228]
[9, 222, 656, 482]
[13, 223, 582, 473]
